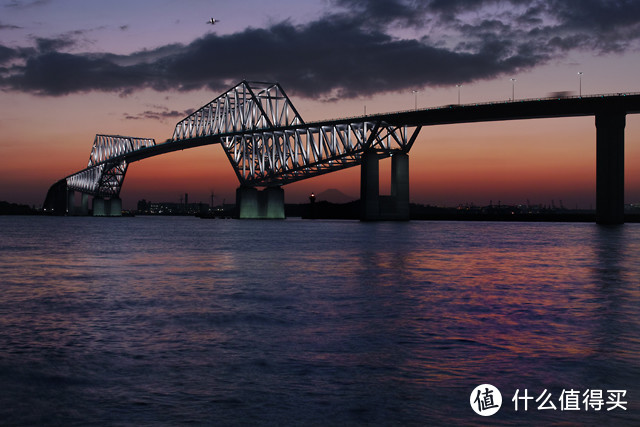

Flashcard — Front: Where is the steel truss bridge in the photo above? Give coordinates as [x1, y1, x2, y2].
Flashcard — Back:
[44, 80, 640, 223]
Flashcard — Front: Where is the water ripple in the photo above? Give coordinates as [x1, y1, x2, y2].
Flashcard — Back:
[1, 217, 639, 425]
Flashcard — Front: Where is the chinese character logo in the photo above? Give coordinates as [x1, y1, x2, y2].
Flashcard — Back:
[470, 384, 502, 416]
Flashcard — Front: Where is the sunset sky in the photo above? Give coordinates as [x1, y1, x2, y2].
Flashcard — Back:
[1, 0, 640, 209]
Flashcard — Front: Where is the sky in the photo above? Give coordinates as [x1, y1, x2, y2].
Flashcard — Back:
[1, 0, 640, 209]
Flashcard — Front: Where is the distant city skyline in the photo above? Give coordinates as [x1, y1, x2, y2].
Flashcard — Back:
[2, 0, 640, 209]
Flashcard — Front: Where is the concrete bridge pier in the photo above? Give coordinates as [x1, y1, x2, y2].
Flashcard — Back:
[263, 186, 285, 219]
[67, 189, 75, 215]
[80, 193, 89, 215]
[391, 152, 410, 220]
[360, 150, 410, 221]
[236, 186, 259, 218]
[596, 112, 626, 225]
[108, 197, 123, 216]
[68, 191, 91, 216]
[360, 150, 380, 221]
[93, 197, 106, 216]
[236, 186, 285, 219]
[92, 197, 122, 216]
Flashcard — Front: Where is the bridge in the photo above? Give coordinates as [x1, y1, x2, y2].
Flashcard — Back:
[44, 80, 640, 224]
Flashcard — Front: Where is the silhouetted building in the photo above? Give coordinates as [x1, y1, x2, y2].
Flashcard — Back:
[136, 199, 209, 215]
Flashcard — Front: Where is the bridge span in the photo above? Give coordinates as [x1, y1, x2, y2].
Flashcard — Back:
[44, 81, 640, 224]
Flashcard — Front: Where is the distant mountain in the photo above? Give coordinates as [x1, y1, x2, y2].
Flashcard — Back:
[315, 188, 356, 204]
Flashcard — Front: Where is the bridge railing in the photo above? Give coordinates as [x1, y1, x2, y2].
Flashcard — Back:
[310, 91, 640, 126]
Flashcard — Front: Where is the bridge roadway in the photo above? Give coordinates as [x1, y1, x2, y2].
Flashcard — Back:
[119, 92, 640, 164]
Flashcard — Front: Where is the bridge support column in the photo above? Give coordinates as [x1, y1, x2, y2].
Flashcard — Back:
[237, 186, 259, 219]
[263, 186, 285, 219]
[596, 112, 626, 225]
[360, 150, 380, 221]
[108, 197, 122, 217]
[67, 190, 75, 215]
[391, 152, 410, 221]
[236, 186, 285, 219]
[80, 193, 89, 216]
[360, 151, 410, 221]
[93, 197, 106, 216]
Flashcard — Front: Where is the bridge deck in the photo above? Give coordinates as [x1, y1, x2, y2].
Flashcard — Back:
[65, 92, 640, 181]
[314, 92, 640, 128]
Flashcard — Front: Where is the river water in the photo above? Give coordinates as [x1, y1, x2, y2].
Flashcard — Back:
[1, 216, 639, 425]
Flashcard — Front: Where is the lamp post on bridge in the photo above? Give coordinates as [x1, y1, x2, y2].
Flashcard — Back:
[412, 90, 418, 110]
[456, 84, 462, 105]
[578, 72, 583, 97]
[510, 78, 516, 101]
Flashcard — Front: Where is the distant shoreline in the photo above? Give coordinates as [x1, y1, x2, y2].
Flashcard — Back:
[0, 201, 38, 215]
[4, 199, 640, 223]
[286, 201, 640, 223]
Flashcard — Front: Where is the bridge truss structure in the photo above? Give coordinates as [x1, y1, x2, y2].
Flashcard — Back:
[61, 81, 420, 200]
[171, 81, 421, 186]
[65, 135, 156, 197]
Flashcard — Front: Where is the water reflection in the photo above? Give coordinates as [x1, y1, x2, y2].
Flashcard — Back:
[0, 217, 639, 425]
[589, 225, 640, 383]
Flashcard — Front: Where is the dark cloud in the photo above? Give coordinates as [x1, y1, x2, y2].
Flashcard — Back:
[550, 0, 640, 32]
[332, 0, 431, 27]
[1, 0, 639, 99]
[6, 51, 151, 95]
[335, 0, 640, 53]
[3, 0, 50, 9]
[124, 107, 194, 122]
[154, 19, 520, 97]
[34, 35, 77, 52]
[0, 45, 18, 64]
[0, 21, 22, 30]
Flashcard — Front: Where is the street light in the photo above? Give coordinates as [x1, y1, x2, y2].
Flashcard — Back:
[412, 90, 418, 110]
[456, 84, 462, 105]
[578, 72, 583, 97]
[510, 78, 516, 101]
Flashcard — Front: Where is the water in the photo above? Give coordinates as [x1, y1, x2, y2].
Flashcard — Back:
[1, 216, 639, 426]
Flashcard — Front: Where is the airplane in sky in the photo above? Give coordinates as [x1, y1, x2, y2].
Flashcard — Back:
[207, 18, 219, 25]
